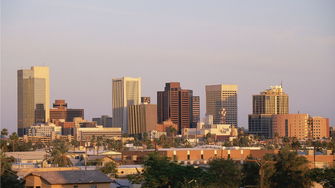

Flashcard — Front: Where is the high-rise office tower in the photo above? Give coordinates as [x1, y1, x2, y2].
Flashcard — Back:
[248, 85, 289, 138]
[112, 77, 141, 133]
[205, 84, 238, 126]
[253, 85, 289, 114]
[157, 82, 196, 132]
[191, 96, 200, 128]
[17, 66, 50, 136]
[128, 103, 157, 135]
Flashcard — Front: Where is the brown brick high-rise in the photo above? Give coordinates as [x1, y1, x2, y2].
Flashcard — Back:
[157, 82, 197, 132]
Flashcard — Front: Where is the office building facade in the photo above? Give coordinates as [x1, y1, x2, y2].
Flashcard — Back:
[272, 114, 329, 139]
[50, 100, 84, 122]
[191, 96, 200, 128]
[248, 85, 289, 138]
[253, 85, 289, 114]
[128, 104, 157, 135]
[17, 66, 50, 136]
[92, 115, 113, 127]
[157, 82, 197, 132]
[112, 77, 141, 133]
[205, 84, 238, 126]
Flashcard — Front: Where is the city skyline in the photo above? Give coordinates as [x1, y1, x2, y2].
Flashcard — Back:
[2, 0, 335, 133]
[2, 64, 334, 133]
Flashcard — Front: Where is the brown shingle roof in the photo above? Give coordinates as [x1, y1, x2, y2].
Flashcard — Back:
[28, 170, 112, 184]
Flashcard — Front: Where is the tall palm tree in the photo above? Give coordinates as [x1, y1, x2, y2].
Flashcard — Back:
[47, 140, 73, 167]
[96, 136, 104, 155]
[9, 132, 19, 152]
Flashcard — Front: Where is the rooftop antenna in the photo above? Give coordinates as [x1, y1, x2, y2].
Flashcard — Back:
[280, 80, 283, 88]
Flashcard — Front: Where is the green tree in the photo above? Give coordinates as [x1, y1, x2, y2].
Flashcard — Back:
[241, 159, 260, 187]
[309, 168, 335, 188]
[204, 133, 212, 144]
[291, 139, 301, 151]
[96, 136, 104, 155]
[207, 158, 242, 188]
[142, 152, 207, 188]
[0, 139, 8, 151]
[9, 132, 19, 152]
[47, 140, 73, 167]
[238, 136, 250, 147]
[100, 162, 118, 178]
[270, 149, 311, 188]
[71, 139, 80, 152]
[157, 134, 172, 148]
[106, 139, 123, 151]
[0, 151, 24, 188]
[1, 128, 8, 138]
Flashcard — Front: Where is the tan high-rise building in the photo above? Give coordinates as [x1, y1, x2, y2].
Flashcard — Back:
[112, 77, 141, 133]
[205, 84, 238, 126]
[272, 114, 329, 139]
[253, 85, 289, 114]
[17, 66, 50, 136]
[248, 85, 289, 138]
[128, 104, 157, 135]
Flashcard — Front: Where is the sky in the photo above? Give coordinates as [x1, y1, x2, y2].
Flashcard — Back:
[1, 0, 335, 133]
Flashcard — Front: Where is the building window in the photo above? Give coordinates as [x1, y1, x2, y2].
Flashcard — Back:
[74, 185, 78, 188]
[201, 154, 204, 160]
[187, 154, 190, 160]
[90, 185, 97, 188]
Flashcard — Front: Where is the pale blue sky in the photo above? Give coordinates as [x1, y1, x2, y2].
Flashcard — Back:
[1, 0, 335, 133]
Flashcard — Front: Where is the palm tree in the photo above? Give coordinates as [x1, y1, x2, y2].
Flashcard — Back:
[1, 129, 8, 138]
[71, 140, 80, 152]
[90, 135, 97, 154]
[96, 136, 104, 155]
[9, 132, 19, 152]
[47, 140, 73, 167]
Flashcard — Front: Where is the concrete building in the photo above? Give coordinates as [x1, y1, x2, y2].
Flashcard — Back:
[157, 82, 197, 132]
[50, 99, 84, 123]
[25, 123, 61, 137]
[183, 123, 238, 142]
[128, 104, 157, 135]
[205, 84, 238, 126]
[248, 85, 288, 138]
[75, 126, 121, 141]
[112, 77, 141, 133]
[92, 115, 113, 127]
[17, 66, 50, 136]
[272, 114, 330, 139]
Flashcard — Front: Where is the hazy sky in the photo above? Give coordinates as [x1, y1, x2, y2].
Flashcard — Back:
[1, 0, 335, 133]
